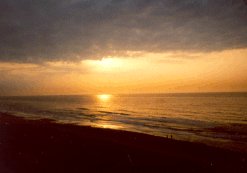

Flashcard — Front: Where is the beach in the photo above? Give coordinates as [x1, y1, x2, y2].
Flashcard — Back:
[1, 0, 246, 171]
[0, 112, 246, 173]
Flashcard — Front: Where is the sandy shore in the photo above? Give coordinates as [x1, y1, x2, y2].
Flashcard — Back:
[0, 112, 246, 173]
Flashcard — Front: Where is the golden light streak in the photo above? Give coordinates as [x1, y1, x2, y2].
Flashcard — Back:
[97, 94, 111, 101]
[100, 124, 121, 129]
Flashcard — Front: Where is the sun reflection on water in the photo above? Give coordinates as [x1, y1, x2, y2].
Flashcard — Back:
[97, 94, 111, 101]
[99, 124, 121, 129]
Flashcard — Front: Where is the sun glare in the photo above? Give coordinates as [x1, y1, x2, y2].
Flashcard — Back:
[100, 59, 113, 66]
[98, 58, 123, 68]
[97, 94, 111, 101]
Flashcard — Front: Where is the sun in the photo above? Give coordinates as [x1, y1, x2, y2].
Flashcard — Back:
[98, 58, 123, 68]
[100, 59, 114, 66]
[82, 57, 126, 73]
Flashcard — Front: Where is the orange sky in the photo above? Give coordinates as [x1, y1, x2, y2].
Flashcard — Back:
[1, 48, 246, 96]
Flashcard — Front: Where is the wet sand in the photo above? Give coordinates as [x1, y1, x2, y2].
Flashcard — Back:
[0, 112, 246, 173]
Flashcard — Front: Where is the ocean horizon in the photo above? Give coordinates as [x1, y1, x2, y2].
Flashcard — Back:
[1, 92, 246, 152]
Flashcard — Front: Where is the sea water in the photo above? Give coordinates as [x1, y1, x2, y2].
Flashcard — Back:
[0, 92, 246, 152]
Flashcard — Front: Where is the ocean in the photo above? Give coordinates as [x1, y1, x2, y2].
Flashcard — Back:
[0, 92, 246, 152]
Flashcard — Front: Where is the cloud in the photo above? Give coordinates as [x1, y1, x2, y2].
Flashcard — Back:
[0, 0, 247, 64]
[0, 61, 90, 96]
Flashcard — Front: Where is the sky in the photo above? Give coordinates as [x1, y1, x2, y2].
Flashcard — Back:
[0, 0, 247, 95]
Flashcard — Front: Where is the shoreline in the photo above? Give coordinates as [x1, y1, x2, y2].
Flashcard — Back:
[1, 112, 246, 172]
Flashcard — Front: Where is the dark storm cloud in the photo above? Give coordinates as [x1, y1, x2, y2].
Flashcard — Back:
[0, 0, 247, 63]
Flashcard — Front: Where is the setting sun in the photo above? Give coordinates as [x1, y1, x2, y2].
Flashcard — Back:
[1, 1, 247, 171]
[99, 58, 114, 66]
[98, 58, 123, 68]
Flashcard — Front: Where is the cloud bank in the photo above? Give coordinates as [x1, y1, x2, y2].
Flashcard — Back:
[1, 0, 247, 63]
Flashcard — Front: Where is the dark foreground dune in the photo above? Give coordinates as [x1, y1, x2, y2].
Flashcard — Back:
[0, 112, 246, 173]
